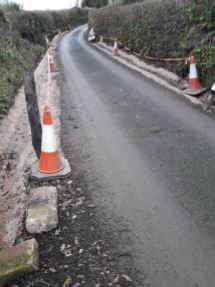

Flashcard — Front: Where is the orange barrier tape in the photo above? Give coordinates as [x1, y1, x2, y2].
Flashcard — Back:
[141, 55, 187, 62]
[99, 34, 187, 63]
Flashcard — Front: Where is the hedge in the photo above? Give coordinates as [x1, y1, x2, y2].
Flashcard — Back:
[89, 0, 215, 88]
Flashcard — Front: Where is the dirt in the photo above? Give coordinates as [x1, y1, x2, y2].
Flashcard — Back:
[0, 70, 42, 250]
[0, 35, 61, 250]
[8, 174, 139, 287]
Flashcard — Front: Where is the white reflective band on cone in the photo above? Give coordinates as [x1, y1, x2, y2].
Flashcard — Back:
[41, 125, 57, 152]
[189, 64, 198, 79]
[211, 83, 215, 92]
[114, 41, 118, 49]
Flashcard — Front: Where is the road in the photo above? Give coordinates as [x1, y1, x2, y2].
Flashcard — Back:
[59, 26, 215, 287]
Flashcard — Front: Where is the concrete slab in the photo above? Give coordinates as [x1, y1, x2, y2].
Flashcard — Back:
[25, 186, 58, 234]
[0, 239, 39, 286]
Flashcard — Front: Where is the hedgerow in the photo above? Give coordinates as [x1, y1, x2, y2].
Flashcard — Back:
[89, 0, 215, 88]
[0, 6, 88, 118]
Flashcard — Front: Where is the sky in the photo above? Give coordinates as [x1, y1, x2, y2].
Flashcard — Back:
[16, 0, 82, 11]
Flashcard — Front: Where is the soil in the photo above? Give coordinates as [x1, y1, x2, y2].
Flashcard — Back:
[1, 33, 140, 287]
[0, 35, 62, 250]
[8, 173, 139, 287]
[0, 58, 46, 250]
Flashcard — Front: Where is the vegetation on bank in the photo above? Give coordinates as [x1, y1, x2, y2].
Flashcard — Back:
[82, 0, 108, 8]
[0, 2, 87, 118]
[89, 0, 215, 88]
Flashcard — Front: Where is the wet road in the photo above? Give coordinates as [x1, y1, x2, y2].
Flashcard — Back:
[59, 26, 215, 287]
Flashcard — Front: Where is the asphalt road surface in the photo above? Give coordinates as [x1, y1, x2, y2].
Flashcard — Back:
[59, 26, 215, 287]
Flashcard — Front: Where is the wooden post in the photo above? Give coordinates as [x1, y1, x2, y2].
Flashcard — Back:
[24, 72, 42, 159]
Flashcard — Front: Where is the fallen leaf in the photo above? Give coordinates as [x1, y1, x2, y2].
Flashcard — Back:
[112, 275, 120, 284]
[61, 244, 66, 251]
[55, 229, 61, 235]
[122, 274, 132, 282]
[74, 236, 79, 245]
[49, 267, 57, 273]
[62, 275, 72, 287]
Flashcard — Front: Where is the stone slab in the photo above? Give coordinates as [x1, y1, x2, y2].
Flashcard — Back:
[0, 239, 39, 287]
[25, 186, 58, 234]
[31, 157, 71, 181]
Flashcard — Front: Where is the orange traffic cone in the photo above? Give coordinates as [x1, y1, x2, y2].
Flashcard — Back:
[48, 49, 56, 73]
[112, 39, 118, 56]
[37, 105, 63, 174]
[184, 56, 206, 96]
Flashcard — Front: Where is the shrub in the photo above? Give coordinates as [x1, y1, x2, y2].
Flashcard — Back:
[89, 0, 215, 87]
[0, 6, 88, 117]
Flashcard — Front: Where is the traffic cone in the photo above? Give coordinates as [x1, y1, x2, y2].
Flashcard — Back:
[37, 105, 63, 174]
[184, 56, 206, 96]
[48, 49, 56, 73]
[112, 39, 118, 56]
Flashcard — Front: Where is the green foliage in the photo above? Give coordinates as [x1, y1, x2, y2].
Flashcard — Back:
[16, 8, 88, 45]
[123, 0, 146, 4]
[0, 40, 44, 117]
[82, 0, 108, 8]
[89, 0, 215, 88]
[0, 0, 22, 11]
[0, 7, 88, 118]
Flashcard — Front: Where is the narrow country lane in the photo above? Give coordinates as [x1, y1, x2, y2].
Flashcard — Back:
[59, 26, 215, 287]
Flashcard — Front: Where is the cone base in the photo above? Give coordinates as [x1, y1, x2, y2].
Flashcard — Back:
[184, 87, 206, 97]
[31, 158, 72, 181]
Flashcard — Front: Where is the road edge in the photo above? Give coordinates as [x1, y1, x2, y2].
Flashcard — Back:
[89, 40, 202, 107]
